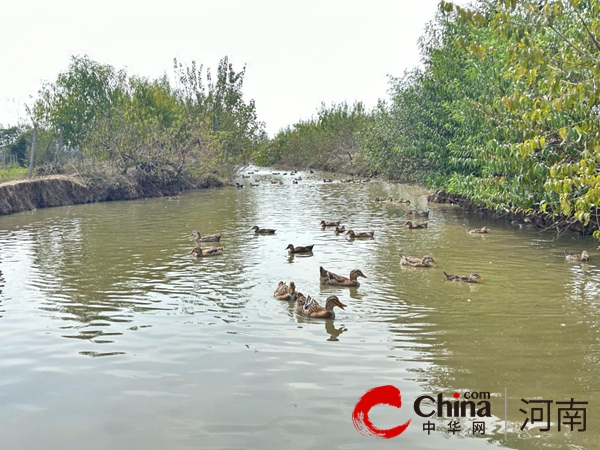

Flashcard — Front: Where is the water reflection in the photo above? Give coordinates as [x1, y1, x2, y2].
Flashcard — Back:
[325, 320, 347, 342]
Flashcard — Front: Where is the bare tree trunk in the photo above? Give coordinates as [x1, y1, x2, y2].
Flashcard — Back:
[28, 124, 38, 178]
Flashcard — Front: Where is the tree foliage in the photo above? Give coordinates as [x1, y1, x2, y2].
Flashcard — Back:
[260, 102, 372, 173]
[369, 0, 600, 236]
[33, 55, 264, 179]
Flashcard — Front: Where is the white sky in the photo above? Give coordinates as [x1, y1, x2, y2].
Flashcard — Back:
[0, 0, 469, 136]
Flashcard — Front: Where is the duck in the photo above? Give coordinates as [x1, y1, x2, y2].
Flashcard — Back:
[406, 210, 429, 217]
[190, 230, 221, 243]
[374, 197, 386, 202]
[565, 250, 590, 261]
[443, 271, 483, 283]
[346, 230, 375, 239]
[286, 244, 315, 254]
[391, 198, 411, 204]
[469, 227, 491, 234]
[404, 221, 428, 229]
[334, 225, 346, 234]
[400, 255, 436, 267]
[320, 266, 367, 287]
[190, 246, 224, 257]
[320, 220, 341, 227]
[296, 294, 346, 319]
[252, 226, 276, 234]
[274, 281, 297, 301]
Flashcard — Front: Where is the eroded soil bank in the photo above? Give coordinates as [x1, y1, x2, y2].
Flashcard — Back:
[0, 171, 223, 216]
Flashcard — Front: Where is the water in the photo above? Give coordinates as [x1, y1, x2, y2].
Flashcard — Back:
[0, 168, 598, 449]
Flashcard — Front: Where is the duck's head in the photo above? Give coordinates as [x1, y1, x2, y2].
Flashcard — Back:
[345, 230, 355, 237]
[251, 226, 260, 231]
[190, 230, 200, 238]
[404, 221, 413, 227]
[423, 256, 436, 264]
[350, 269, 367, 279]
[470, 273, 483, 281]
[582, 251, 590, 260]
[285, 244, 296, 251]
[325, 295, 347, 311]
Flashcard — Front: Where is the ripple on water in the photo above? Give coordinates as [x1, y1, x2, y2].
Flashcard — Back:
[0, 170, 598, 449]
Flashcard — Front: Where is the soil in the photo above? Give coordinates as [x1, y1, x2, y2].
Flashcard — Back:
[0, 171, 223, 216]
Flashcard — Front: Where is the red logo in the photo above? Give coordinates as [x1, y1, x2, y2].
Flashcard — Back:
[351, 385, 411, 439]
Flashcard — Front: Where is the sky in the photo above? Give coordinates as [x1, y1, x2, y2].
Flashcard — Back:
[0, 0, 469, 136]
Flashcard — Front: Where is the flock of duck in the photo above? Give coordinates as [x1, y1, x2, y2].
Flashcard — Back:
[187, 183, 592, 320]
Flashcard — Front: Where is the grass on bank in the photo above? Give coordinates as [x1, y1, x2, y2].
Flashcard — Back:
[0, 166, 28, 183]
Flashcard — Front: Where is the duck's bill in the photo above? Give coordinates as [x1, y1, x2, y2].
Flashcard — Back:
[477, 275, 484, 280]
[338, 302, 347, 309]
[431, 260, 437, 264]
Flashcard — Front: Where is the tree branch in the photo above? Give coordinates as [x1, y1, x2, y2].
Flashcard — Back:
[573, 8, 600, 53]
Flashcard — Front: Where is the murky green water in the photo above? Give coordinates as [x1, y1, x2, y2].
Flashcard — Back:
[0, 168, 598, 449]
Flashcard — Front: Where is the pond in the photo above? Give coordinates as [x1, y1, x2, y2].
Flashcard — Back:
[0, 168, 598, 449]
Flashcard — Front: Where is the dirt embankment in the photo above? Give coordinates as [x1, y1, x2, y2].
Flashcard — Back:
[0, 171, 223, 216]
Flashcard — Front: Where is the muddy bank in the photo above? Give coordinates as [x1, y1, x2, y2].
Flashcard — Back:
[428, 190, 598, 236]
[0, 171, 223, 216]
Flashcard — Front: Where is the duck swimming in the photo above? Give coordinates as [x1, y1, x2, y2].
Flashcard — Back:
[252, 226, 276, 234]
[400, 255, 436, 267]
[565, 250, 590, 261]
[286, 244, 315, 254]
[190, 247, 224, 257]
[296, 294, 346, 319]
[319, 266, 367, 287]
[443, 272, 483, 283]
[189, 230, 221, 243]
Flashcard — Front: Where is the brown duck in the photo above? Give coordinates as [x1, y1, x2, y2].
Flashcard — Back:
[468, 227, 491, 234]
[274, 281, 297, 301]
[565, 250, 590, 261]
[443, 272, 483, 283]
[320, 220, 341, 227]
[400, 255, 436, 267]
[190, 247, 224, 257]
[296, 294, 346, 319]
[252, 226, 276, 234]
[286, 244, 315, 254]
[404, 221, 428, 229]
[189, 230, 221, 243]
[319, 266, 367, 287]
[334, 225, 346, 234]
[346, 230, 375, 239]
